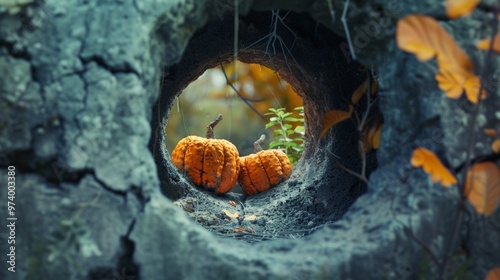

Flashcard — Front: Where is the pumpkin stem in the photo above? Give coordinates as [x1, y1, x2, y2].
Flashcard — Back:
[206, 114, 223, 139]
[254, 134, 266, 152]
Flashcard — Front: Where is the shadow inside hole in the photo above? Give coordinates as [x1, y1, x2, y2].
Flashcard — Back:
[151, 10, 379, 241]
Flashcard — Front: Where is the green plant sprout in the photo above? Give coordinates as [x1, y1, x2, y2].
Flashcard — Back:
[265, 106, 304, 165]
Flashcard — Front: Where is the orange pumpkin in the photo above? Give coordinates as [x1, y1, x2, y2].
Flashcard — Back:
[238, 134, 292, 196]
[171, 114, 240, 194]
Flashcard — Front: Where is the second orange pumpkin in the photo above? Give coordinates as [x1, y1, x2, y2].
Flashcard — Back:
[238, 134, 292, 196]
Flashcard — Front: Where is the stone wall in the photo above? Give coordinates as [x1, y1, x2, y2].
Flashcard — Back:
[0, 0, 499, 279]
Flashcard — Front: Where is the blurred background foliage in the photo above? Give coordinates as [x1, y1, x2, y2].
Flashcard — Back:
[165, 60, 303, 156]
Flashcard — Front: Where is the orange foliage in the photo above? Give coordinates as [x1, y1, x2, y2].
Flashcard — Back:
[484, 128, 498, 138]
[352, 80, 367, 105]
[363, 122, 383, 152]
[492, 139, 500, 154]
[351, 79, 378, 105]
[219, 62, 302, 117]
[445, 0, 480, 19]
[465, 162, 500, 216]
[477, 34, 500, 53]
[410, 147, 457, 187]
[396, 15, 482, 103]
[320, 105, 354, 137]
[487, 267, 500, 280]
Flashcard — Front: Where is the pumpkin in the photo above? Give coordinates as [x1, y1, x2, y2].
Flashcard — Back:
[171, 114, 240, 194]
[238, 134, 292, 196]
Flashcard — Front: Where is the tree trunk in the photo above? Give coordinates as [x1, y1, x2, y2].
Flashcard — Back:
[0, 0, 499, 279]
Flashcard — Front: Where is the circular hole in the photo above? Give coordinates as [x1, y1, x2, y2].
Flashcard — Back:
[152, 10, 378, 242]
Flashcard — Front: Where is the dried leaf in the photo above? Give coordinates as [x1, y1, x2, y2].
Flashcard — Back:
[243, 214, 258, 221]
[371, 124, 383, 149]
[396, 15, 473, 70]
[229, 200, 237, 207]
[435, 69, 484, 103]
[362, 121, 383, 152]
[410, 147, 457, 187]
[484, 128, 498, 138]
[320, 105, 354, 137]
[435, 70, 465, 99]
[487, 267, 500, 280]
[477, 34, 500, 53]
[397, 15, 480, 103]
[246, 227, 255, 233]
[396, 15, 437, 61]
[233, 226, 246, 233]
[352, 79, 368, 105]
[222, 209, 240, 219]
[492, 139, 500, 154]
[445, 0, 480, 19]
[464, 162, 500, 216]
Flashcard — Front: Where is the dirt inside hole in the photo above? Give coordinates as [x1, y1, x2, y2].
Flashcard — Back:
[151, 10, 378, 242]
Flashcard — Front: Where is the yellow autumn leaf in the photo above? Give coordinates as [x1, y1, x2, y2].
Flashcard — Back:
[492, 139, 500, 154]
[362, 118, 383, 153]
[397, 15, 480, 103]
[435, 69, 466, 99]
[464, 162, 500, 216]
[435, 69, 484, 103]
[396, 15, 438, 61]
[410, 147, 457, 187]
[445, 0, 480, 19]
[371, 124, 383, 149]
[477, 34, 500, 53]
[487, 267, 500, 280]
[352, 79, 368, 105]
[320, 105, 354, 137]
[484, 128, 498, 138]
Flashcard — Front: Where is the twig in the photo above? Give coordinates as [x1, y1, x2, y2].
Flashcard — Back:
[233, 0, 239, 81]
[219, 63, 267, 121]
[439, 11, 499, 280]
[403, 226, 443, 270]
[241, 10, 305, 76]
[341, 0, 356, 60]
[336, 161, 368, 184]
[326, 0, 336, 23]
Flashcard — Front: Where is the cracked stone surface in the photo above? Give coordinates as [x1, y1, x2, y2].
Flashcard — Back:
[0, 0, 499, 279]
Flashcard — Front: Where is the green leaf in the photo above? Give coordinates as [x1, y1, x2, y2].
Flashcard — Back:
[284, 117, 301, 122]
[274, 129, 284, 135]
[294, 125, 304, 132]
[285, 142, 297, 148]
[269, 141, 283, 149]
[283, 124, 292, 130]
[265, 123, 275, 129]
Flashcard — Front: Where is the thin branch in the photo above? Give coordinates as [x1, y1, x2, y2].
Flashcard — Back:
[219, 63, 267, 121]
[403, 226, 443, 270]
[233, 0, 239, 81]
[336, 161, 368, 184]
[326, 0, 336, 24]
[439, 11, 499, 280]
[341, 0, 356, 60]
